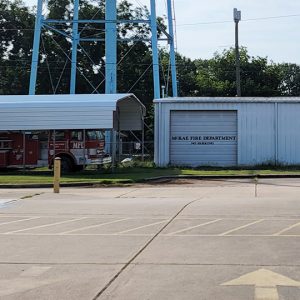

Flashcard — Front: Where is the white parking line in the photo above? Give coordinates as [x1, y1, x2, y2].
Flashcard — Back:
[0, 233, 155, 236]
[3, 217, 89, 234]
[273, 221, 300, 236]
[0, 232, 300, 237]
[167, 234, 300, 237]
[167, 219, 222, 235]
[0, 217, 41, 227]
[117, 220, 169, 234]
[59, 218, 131, 234]
[218, 219, 265, 236]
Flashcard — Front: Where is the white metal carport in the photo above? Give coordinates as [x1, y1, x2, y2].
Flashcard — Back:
[0, 94, 145, 131]
[0, 94, 146, 166]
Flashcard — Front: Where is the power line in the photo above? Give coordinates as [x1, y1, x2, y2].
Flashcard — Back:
[177, 14, 300, 27]
[2, 12, 300, 33]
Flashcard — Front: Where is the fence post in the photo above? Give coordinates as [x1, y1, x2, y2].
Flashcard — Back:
[53, 157, 61, 193]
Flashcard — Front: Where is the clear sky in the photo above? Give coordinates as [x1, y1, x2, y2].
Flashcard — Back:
[24, 0, 300, 64]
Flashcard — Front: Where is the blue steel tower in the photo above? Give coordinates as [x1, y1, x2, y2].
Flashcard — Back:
[29, 0, 178, 99]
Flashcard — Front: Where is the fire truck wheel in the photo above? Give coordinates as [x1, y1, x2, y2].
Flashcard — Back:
[60, 156, 74, 173]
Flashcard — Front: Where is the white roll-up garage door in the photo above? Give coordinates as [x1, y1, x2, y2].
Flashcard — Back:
[170, 111, 237, 167]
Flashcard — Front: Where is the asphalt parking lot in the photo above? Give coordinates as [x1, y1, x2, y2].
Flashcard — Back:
[0, 178, 300, 299]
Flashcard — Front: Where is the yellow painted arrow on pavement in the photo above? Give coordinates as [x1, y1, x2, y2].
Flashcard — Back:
[222, 269, 300, 300]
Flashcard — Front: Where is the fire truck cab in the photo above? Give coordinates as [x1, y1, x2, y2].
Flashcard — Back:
[0, 129, 109, 172]
[49, 129, 108, 171]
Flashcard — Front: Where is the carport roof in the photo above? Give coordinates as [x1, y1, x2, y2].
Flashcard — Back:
[0, 94, 146, 131]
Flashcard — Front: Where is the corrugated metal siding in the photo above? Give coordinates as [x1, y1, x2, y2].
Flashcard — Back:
[170, 111, 237, 167]
[155, 101, 284, 167]
[118, 99, 143, 131]
[0, 94, 145, 131]
[0, 103, 115, 130]
[238, 103, 275, 165]
[278, 104, 300, 164]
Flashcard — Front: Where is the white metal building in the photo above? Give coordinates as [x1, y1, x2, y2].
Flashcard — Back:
[154, 97, 300, 167]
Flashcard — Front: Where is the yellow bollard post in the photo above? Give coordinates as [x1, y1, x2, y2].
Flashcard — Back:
[53, 157, 61, 194]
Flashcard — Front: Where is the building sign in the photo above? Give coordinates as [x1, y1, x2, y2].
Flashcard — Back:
[171, 135, 237, 145]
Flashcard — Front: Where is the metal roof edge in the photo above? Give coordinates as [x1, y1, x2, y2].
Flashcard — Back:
[0, 93, 133, 103]
[153, 97, 300, 104]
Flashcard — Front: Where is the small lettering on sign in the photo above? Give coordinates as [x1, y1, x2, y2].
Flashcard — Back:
[172, 135, 237, 145]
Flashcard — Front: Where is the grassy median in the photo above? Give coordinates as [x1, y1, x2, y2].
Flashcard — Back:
[1, 164, 300, 185]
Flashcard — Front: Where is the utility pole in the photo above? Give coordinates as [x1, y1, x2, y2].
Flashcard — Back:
[233, 8, 241, 97]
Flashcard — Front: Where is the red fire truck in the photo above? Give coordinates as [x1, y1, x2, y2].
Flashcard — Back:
[0, 129, 110, 172]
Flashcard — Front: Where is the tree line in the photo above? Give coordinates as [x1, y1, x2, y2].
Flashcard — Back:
[1, 0, 300, 105]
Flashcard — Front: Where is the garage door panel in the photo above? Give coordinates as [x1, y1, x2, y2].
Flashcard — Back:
[171, 142, 237, 150]
[171, 128, 237, 132]
[172, 119, 237, 125]
[170, 111, 238, 167]
[171, 112, 236, 121]
[170, 147, 237, 153]
[172, 122, 237, 126]
[170, 159, 237, 167]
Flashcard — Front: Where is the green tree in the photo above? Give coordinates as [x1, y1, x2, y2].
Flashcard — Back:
[0, 0, 35, 94]
[176, 54, 198, 96]
[278, 63, 300, 96]
[195, 48, 282, 97]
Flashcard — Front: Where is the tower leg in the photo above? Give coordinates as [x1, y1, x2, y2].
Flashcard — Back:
[167, 0, 178, 97]
[29, 0, 44, 95]
[105, 0, 117, 94]
[105, 0, 117, 154]
[150, 0, 161, 99]
[70, 0, 80, 94]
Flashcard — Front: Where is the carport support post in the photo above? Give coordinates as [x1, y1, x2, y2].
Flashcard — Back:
[53, 130, 56, 158]
[117, 108, 121, 162]
[111, 129, 116, 172]
[22, 131, 26, 170]
[142, 113, 145, 162]
[83, 129, 86, 170]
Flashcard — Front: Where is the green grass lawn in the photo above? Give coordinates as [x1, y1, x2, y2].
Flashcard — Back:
[1, 165, 300, 185]
[0, 167, 179, 185]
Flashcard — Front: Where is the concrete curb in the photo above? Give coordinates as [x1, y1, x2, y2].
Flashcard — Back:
[1, 174, 300, 188]
[141, 174, 300, 182]
[0, 181, 134, 189]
